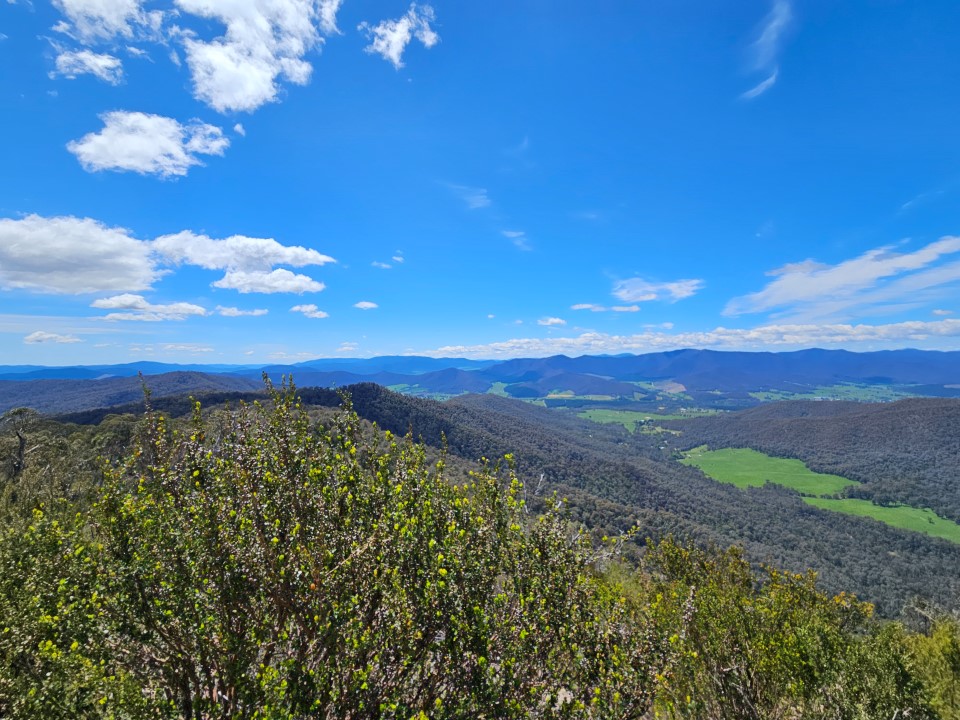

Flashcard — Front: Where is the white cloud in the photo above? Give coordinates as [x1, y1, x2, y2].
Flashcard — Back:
[337, 341, 359, 352]
[486, 314, 495, 319]
[372, 261, 392, 269]
[176, 0, 340, 113]
[537, 317, 566, 326]
[392, 254, 404, 263]
[233, 123, 245, 136]
[354, 301, 378, 310]
[613, 278, 703, 303]
[51, 0, 160, 43]
[741, 68, 778, 100]
[752, 0, 792, 70]
[449, 184, 490, 210]
[67, 111, 229, 177]
[216, 305, 268, 316]
[725, 236, 960, 320]
[52, 49, 124, 84]
[502, 229, 531, 251]
[933, 309, 953, 316]
[742, 0, 791, 99]
[24, 331, 82, 344]
[152, 231, 334, 271]
[318, 0, 344, 34]
[571, 303, 640, 313]
[0, 214, 331, 298]
[291, 303, 328, 319]
[213, 269, 325, 294]
[422, 319, 960, 359]
[0, 214, 158, 293]
[359, 3, 438, 69]
[91, 293, 208, 321]
[162, 343, 214, 352]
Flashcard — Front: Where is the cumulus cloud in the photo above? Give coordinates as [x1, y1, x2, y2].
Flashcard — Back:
[613, 277, 703, 303]
[51, 0, 162, 44]
[0, 215, 158, 294]
[291, 303, 328, 319]
[537, 317, 566, 326]
[422, 319, 960, 359]
[217, 305, 268, 316]
[67, 111, 229, 177]
[725, 236, 960, 321]
[354, 301, 378, 310]
[177, 0, 340, 113]
[0, 214, 332, 297]
[213, 269, 325, 294]
[91, 293, 208, 321]
[233, 123, 245, 136]
[359, 3, 438, 69]
[153, 231, 334, 271]
[52, 49, 124, 84]
[24, 331, 82, 344]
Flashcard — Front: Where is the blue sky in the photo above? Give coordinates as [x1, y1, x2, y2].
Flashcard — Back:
[2, 0, 960, 364]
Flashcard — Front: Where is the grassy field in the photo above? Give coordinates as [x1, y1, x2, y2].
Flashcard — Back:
[580, 408, 717, 431]
[804, 498, 960, 544]
[680, 447, 857, 495]
[749, 383, 916, 402]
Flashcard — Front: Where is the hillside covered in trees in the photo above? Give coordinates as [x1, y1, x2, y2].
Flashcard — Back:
[1, 382, 959, 718]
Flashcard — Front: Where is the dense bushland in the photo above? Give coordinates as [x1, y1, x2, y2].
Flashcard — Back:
[0, 384, 958, 717]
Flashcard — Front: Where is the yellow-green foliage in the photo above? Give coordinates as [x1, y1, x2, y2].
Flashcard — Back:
[0, 384, 949, 718]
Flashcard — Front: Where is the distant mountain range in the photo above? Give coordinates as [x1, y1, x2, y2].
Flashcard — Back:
[2, 348, 960, 415]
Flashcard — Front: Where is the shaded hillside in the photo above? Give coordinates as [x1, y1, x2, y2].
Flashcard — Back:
[0, 372, 262, 414]
[673, 399, 960, 524]
[294, 385, 960, 617]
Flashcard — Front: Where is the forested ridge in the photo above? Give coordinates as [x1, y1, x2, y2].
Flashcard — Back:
[1, 383, 959, 717]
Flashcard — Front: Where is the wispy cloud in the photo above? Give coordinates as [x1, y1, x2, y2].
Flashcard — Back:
[612, 277, 703, 303]
[537, 317, 566, 326]
[571, 303, 640, 313]
[421, 319, 960, 359]
[501, 229, 530, 251]
[741, 68, 778, 100]
[450, 184, 491, 209]
[725, 236, 960, 321]
[741, 0, 792, 100]
[217, 305, 268, 317]
[354, 301, 378, 310]
[933, 309, 953, 316]
[24, 330, 82, 344]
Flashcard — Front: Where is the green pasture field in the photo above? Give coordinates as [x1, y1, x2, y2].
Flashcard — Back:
[580, 408, 718, 432]
[804, 498, 960, 544]
[749, 383, 915, 403]
[680, 447, 857, 496]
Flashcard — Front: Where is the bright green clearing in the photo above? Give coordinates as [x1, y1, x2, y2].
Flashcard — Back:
[680, 447, 856, 495]
[804, 498, 960, 544]
[580, 408, 718, 432]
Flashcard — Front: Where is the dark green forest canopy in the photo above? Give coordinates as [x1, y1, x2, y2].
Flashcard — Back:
[1, 384, 958, 718]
